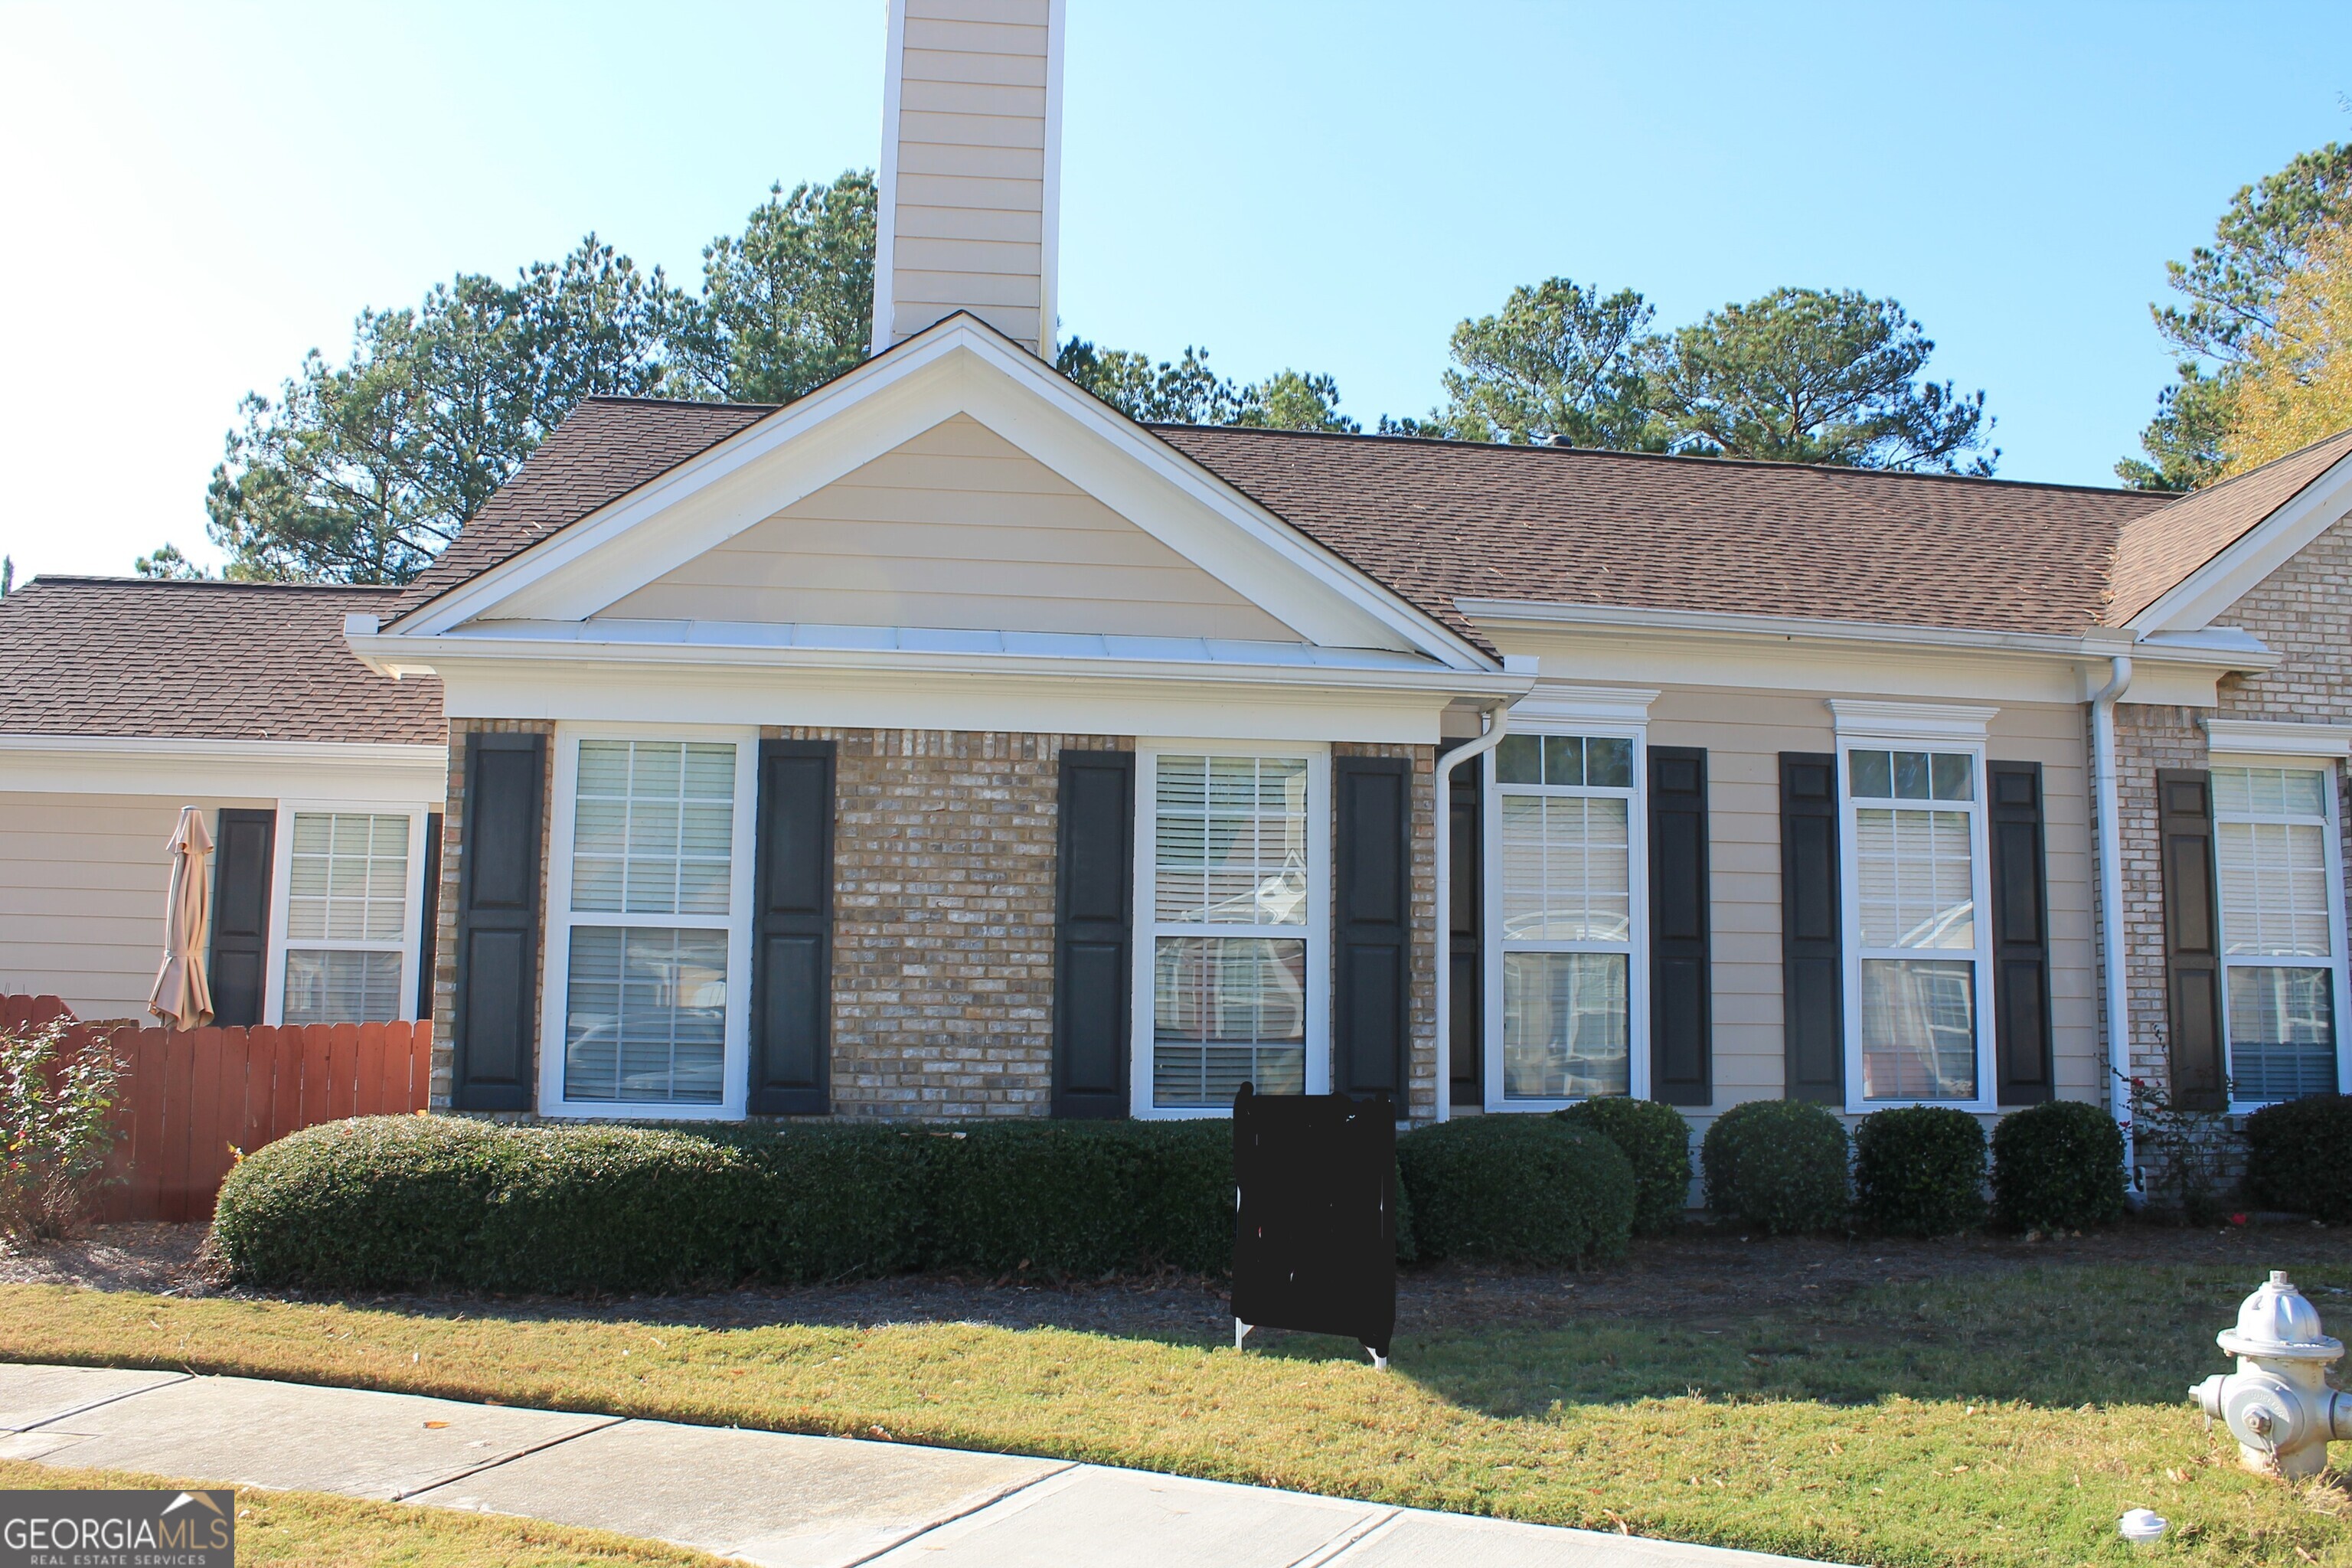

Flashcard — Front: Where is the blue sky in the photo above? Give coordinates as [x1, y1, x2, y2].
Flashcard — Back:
[3, 1, 2347, 580]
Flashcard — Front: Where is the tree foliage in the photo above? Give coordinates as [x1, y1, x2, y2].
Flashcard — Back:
[175, 165, 1363, 583]
[1654, 288, 1994, 473]
[665, 175, 877, 405]
[1413, 277, 1658, 446]
[1055, 340, 1357, 431]
[2220, 218, 2352, 476]
[2120, 143, 2352, 490]
[1392, 277, 1994, 473]
[201, 237, 683, 583]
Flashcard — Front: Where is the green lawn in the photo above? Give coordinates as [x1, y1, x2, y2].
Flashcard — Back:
[5, 1261, 2350, 1566]
[0, 1458, 727, 1566]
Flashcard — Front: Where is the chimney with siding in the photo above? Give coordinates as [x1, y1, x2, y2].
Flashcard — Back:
[871, 0, 1064, 358]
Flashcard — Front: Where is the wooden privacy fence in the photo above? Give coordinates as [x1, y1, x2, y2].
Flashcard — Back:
[3, 995, 433, 1222]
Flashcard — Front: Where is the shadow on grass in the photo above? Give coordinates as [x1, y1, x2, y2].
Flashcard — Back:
[1244, 1262, 2352, 1418]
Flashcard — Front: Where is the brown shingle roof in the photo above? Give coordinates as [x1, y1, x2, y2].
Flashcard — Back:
[2104, 428, 2352, 626]
[1153, 426, 2174, 643]
[388, 397, 775, 624]
[385, 397, 2184, 652]
[0, 577, 443, 744]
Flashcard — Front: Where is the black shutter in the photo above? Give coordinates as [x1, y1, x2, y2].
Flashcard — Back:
[452, 732, 543, 1112]
[1444, 748, 1483, 1107]
[2158, 768, 2226, 1110]
[414, 811, 443, 1022]
[1988, 761, 2053, 1105]
[750, 740, 836, 1116]
[1780, 752, 1844, 1103]
[207, 808, 275, 1027]
[1648, 746, 1711, 1106]
[1335, 756, 1413, 1099]
[1054, 750, 1134, 1118]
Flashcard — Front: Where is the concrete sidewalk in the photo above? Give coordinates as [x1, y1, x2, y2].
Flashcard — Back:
[0, 1363, 1824, 1567]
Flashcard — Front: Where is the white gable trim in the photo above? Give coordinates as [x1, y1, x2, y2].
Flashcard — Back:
[2128, 447, 2352, 633]
[390, 318, 1489, 671]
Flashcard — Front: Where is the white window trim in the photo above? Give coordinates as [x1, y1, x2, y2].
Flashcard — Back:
[1831, 703, 2000, 1114]
[1482, 710, 1651, 1112]
[262, 798, 434, 1027]
[1129, 740, 1331, 1120]
[537, 721, 760, 1120]
[2208, 751, 2352, 1110]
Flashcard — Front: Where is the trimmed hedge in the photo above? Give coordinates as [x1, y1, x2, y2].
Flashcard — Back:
[920, 1120, 1233, 1276]
[1555, 1098, 1692, 1236]
[1988, 1099, 2125, 1233]
[1395, 1117, 1634, 1265]
[1851, 1106, 1986, 1237]
[214, 1116, 1419, 1293]
[1700, 1100, 1849, 1235]
[2243, 1094, 2352, 1222]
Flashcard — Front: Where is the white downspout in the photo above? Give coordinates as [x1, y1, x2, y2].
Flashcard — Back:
[2090, 653, 2138, 1190]
[1432, 701, 1509, 1124]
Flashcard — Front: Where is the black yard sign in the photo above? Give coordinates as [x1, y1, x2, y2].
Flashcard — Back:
[1230, 1085, 1398, 1364]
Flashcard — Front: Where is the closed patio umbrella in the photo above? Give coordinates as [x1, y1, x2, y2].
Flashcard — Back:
[148, 805, 214, 1031]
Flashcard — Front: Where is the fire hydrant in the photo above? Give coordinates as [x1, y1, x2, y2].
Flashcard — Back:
[2190, 1271, 2352, 1479]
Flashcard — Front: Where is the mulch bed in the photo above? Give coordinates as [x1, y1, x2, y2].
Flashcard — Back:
[6, 1215, 2337, 1342]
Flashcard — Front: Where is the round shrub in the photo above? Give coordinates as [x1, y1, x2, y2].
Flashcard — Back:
[1851, 1106, 1985, 1236]
[2243, 1094, 2352, 1221]
[1988, 1099, 2125, 1233]
[1700, 1100, 1850, 1235]
[1555, 1098, 1692, 1236]
[1396, 1117, 1634, 1265]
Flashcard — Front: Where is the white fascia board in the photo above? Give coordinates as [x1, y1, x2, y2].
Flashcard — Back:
[1462, 596, 2135, 661]
[0, 734, 447, 802]
[2204, 718, 2352, 760]
[420, 656, 1481, 745]
[1461, 595, 2277, 698]
[1827, 699, 1999, 743]
[387, 319, 1491, 671]
[2128, 448, 2352, 633]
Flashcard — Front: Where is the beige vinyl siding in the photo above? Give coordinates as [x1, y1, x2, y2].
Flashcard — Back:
[1644, 688, 2097, 1123]
[0, 793, 271, 1020]
[884, 2, 1053, 351]
[599, 415, 1302, 640]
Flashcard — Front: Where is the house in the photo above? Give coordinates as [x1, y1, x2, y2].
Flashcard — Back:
[5, 0, 2350, 1189]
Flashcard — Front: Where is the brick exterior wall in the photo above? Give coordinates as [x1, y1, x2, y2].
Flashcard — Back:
[1333, 742, 1442, 1122]
[772, 727, 1122, 1119]
[433, 724, 1442, 1123]
[2105, 512, 2352, 1177]
[428, 717, 556, 1110]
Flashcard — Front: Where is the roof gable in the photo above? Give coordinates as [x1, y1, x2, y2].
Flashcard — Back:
[385, 316, 1480, 667]
[596, 413, 1300, 640]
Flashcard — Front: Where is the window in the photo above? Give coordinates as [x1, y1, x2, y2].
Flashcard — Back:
[1138, 749, 1324, 1112]
[556, 738, 742, 1107]
[2214, 763, 2347, 1102]
[279, 811, 413, 1025]
[1492, 732, 1638, 1101]
[1844, 746, 1989, 1103]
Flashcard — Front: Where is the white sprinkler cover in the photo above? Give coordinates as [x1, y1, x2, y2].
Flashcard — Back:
[2218, 1271, 2344, 1361]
